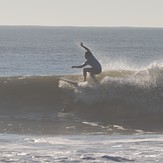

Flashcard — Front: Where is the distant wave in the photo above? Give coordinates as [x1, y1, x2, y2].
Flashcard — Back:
[0, 62, 163, 133]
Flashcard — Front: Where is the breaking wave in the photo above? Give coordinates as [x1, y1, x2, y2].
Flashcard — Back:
[0, 62, 163, 134]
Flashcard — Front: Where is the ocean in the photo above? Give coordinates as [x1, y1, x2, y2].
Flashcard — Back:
[0, 26, 163, 162]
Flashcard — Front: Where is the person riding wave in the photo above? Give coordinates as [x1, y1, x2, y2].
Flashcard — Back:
[72, 42, 102, 82]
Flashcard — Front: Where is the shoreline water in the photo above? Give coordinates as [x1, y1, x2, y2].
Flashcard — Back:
[0, 133, 162, 162]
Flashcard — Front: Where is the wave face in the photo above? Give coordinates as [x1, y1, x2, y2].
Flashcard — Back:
[1, 63, 163, 134]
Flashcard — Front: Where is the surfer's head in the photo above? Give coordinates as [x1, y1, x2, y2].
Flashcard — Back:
[85, 51, 92, 59]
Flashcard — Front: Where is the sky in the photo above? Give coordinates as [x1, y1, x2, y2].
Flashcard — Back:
[0, 0, 163, 27]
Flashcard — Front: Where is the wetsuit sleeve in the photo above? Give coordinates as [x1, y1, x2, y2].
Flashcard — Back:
[72, 61, 89, 68]
[78, 61, 88, 68]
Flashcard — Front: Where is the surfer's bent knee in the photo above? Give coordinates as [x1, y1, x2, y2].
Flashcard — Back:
[83, 68, 101, 75]
[93, 69, 102, 75]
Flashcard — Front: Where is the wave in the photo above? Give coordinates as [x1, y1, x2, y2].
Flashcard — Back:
[0, 62, 163, 133]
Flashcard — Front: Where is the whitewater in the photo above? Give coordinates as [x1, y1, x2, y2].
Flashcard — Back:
[0, 26, 163, 162]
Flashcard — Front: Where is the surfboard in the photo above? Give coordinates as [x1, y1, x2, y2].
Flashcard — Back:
[59, 79, 79, 87]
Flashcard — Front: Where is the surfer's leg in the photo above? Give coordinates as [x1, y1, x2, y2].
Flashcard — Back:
[90, 73, 97, 82]
[83, 68, 88, 81]
[83, 68, 97, 82]
[90, 68, 101, 83]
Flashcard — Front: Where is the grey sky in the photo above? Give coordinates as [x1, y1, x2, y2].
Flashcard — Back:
[0, 0, 162, 27]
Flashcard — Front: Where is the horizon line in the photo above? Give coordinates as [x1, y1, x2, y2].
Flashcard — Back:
[0, 25, 163, 29]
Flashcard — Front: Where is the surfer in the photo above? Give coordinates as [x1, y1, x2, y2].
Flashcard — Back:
[72, 42, 102, 82]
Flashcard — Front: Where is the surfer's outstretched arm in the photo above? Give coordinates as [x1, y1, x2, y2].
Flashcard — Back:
[71, 62, 87, 68]
[80, 42, 92, 53]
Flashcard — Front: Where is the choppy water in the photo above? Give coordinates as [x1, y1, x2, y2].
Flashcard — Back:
[0, 134, 163, 162]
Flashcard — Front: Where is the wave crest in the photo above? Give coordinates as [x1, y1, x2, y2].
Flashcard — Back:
[0, 63, 163, 132]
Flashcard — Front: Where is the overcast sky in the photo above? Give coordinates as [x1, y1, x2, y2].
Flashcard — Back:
[0, 0, 163, 27]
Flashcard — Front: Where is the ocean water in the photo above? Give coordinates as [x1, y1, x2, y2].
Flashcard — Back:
[0, 26, 163, 162]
